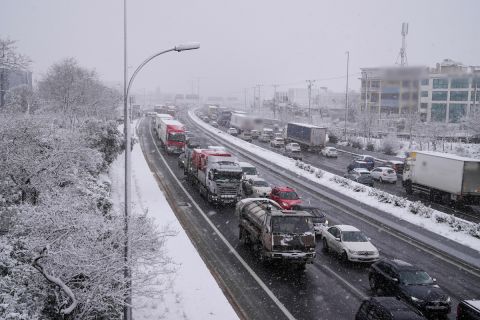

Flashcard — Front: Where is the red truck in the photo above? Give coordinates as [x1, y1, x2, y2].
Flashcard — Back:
[156, 118, 186, 154]
[185, 148, 243, 205]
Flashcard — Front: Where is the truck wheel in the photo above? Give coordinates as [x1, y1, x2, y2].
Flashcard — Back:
[405, 181, 413, 195]
[297, 263, 306, 271]
[322, 238, 329, 253]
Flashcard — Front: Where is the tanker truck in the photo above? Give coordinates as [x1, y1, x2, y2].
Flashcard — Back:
[185, 148, 243, 205]
[235, 198, 316, 269]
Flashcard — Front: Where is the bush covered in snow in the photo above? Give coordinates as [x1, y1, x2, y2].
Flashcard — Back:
[381, 135, 399, 156]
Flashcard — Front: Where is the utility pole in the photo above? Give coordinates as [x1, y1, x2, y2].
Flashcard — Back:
[344, 51, 350, 139]
[399, 22, 409, 67]
[272, 84, 278, 119]
[244, 88, 247, 111]
[252, 86, 256, 112]
[364, 72, 370, 141]
[306, 80, 315, 123]
[256, 84, 263, 114]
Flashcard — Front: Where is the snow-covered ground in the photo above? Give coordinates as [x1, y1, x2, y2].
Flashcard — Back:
[189, 111, 480, 253]
[109, 123, 238, 320]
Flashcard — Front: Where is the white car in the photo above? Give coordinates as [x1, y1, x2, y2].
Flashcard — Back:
[242, 177, 272, 198]
[239, 162, 258, 180]
[370, 167, 397, 184]
[321, 146, 338, 158]
[227, 128, 238, 136]
[320, 225, 379, 262]
[270, 137, 285, 148]
[285, 142, 301, 152]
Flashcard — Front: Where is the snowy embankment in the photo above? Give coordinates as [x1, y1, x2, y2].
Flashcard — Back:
[109, 122, 238, 320]
[189, 111, 480, 253]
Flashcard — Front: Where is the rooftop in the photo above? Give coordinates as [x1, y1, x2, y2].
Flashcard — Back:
[335, 225, 360, 232]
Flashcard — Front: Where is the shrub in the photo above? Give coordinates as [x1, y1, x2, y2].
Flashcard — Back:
[381, 135, 399, 156]
[315, 169, 324, 179]
[328, 133, 338, 144]
[351, 139, 363, 149]
[366, 142, 375, 151]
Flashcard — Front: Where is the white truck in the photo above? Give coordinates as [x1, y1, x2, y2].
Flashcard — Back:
[402, 151, 480, 205]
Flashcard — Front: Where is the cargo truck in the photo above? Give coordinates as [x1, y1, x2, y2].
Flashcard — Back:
[285, 122, 327, 152]
[185, 148, 243, 205]
[156, 118, 186, 154]
[402, 151, 480, 205]
[236, 198, 316, 269]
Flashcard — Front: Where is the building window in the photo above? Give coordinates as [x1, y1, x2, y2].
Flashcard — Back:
[451, 78, 469, 89]
[449, 104, 466, 123]
[371, 81, 380, 88]
[433, 79, 448, 89]
[421, 91, 428, 97]
[371, 92, 379, 102]
[421, 79, 429, 86]
[432, 91, 448, 101]
[381, 93, 399, 100]
[431, 103, 447, 122]
[472, 78, 480, 89]
[420, 103, 428, 110]
[450, 91, 468, 101]
[402, 80, 410, 87]
[401, 92, 410, 100]
[471, 91, 480, 102]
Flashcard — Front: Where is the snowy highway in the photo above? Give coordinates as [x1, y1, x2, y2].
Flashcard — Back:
[138, 114, 480, 320]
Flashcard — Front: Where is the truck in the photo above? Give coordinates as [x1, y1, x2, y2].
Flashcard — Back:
[236, 198, 316, 269]
[285, 122, 327, 152]
[156, 118, 186, 154]
[185, 148, 243, 205]
[402, 151, 480, 205]
[153, 113, 173, 134]
[230, 113, 264, 133]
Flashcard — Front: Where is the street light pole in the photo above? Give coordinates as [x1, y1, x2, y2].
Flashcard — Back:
[344, 51, 350, 139]
[122, 13, 199, 318]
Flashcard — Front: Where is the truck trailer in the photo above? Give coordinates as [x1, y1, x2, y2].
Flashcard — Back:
[402, 151, 480, 205]
[286, 122, 327, 152]
[185, 148, 243, 205]
[236, 198, 316, 269]
[156, 118, 186, 154]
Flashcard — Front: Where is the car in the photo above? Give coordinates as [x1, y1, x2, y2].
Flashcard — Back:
[457, 300, 480, 320]
[321, 225, 380, 262]
[239, 162, 258, 180]
[321, 146, 338, 158]
[283, 149, 303, 160]
[210, 121, 219, 128]
[242, 177, 272, 197]
[370, 167, 398, 184]
[250, 129, 260, 139]
[368, 259, 452, 317]
[285, 142, 301, 152]
[259, 128, 274, 142]
[356, 297, 426, 320]
[227, 127, 238, 136]
[385, 160, 405, 176]
[354, 155, 376, 170]
[270, 137, 285, 148]
[239, 131, 253, 142]
[269, 186, 302, 209]
[291, 205, 328, 234]
[347, 160, 371, 172]
[187, 138, 202, 149]
[178, 153, 186, 168]
[344, 168, 374, 187]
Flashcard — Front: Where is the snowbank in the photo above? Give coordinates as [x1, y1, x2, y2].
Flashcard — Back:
[109, 123, 238, 320]
[189, 111, 480, 253]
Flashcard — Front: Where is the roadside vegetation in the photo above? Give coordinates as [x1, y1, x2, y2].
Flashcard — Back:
[0, 38, 172, 320]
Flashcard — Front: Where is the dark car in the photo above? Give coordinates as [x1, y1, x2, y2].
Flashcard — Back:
[457, 300, 480, 320]
[369, 259, 451, 317]
[355, 155, 376, 170]
[178, 153, 186, 168]
[344, 168, 374, 187]
[348, 160, 371, 172]
[356, 297, 426, 320]
[283, 149, 303, 160]
[186, 138, 202, 149]
[291, 205, 328, 234]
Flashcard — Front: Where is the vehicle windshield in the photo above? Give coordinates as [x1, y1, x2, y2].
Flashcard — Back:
[253, 180, 269, 187]
[271, 216, 313, 234]
[242, 167, 257, 176]
[278, 191, 299, 200]
[359, 171, 370, 176]
[341, 231, 368, 242]
[399, 270, 434, 285]
[168, 132, 185, 142]
[213, 171, 242, 182]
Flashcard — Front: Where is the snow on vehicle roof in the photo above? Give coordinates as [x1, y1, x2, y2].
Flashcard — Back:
[238, 161, 255, 167]
[274, 186, 296, 192]
[163, 119, 183, 126]
[414, 150, 480, 162]
[387, 160, 403, 164]
[353, 168, 370, 173]
[334, 225, 360, 232]
[289, 122, 326, 129]
[250, 176, 266, 182]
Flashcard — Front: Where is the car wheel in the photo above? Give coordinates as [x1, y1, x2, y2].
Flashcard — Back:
[322, 238, 329, 253]
[379, 177, 383, 183]
[369, 276, 378, 293]
[341, 251, 349, 262]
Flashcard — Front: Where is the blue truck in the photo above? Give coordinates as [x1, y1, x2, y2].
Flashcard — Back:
[286, 122, 327, 152]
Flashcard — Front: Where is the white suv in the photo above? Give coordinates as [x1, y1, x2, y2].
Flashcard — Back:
[270, 137, 285, 148]
[227, 128, 238, 136]
[370, 167, 397, 184]
[321, 147, 338, 158]
[285, 142, 301, 152]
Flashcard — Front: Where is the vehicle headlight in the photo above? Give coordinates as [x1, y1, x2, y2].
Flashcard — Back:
[348, 249, 358, 254]
[411, 296, 424, 303]
[325, 219, 329, 226]
[446, 296, 451, 303]
[281, 201, 288, 207]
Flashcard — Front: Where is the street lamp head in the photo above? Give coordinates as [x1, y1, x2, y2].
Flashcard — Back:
[174, 42, 200, 52]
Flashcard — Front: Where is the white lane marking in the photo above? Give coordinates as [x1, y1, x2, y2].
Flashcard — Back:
[144, 119, 296, 320]
[315, 264, 367, 300]
[192, 116, 480, 279]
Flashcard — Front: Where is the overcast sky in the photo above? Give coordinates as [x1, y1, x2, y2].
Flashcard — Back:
[2, 0, 480, 99]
